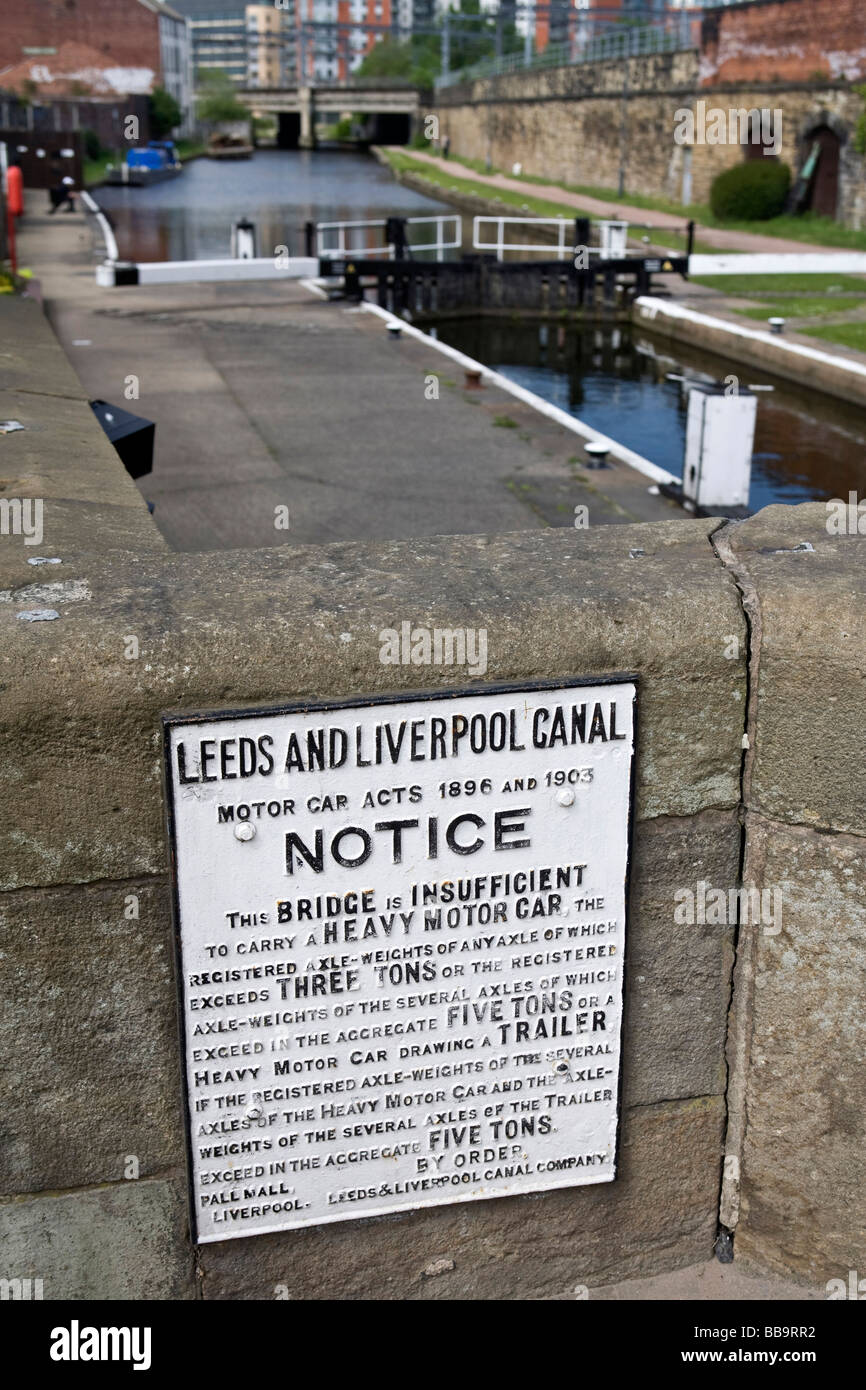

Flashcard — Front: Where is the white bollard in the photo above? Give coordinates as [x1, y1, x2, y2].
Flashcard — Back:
[231, 218, 257, 260]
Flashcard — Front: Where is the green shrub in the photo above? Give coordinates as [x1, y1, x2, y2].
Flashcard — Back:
[710, 160, 791, 221]
[853, 84, 866, 155]
[82, 128, 102, 161]
[150, 86, 182, 138]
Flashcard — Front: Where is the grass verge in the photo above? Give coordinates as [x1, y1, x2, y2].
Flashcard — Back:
[738, 297, 866, 321]
[799, 321, 866, 351]
[415, 149, 866, 250]
[382, 151, 718, 253]
[692, 273, 866, 295]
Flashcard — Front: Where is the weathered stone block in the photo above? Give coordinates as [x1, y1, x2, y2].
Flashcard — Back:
[623, 810, 738, 1107]
[735, 819, 866, 1282]
[0, 880, 185, 1195]
[435, 53, 864, 222]
[0, 1180, 194, 1300]
[730, 502, 866, 834]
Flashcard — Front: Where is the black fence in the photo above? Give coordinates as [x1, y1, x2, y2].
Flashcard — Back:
[0, 129, 82, 191]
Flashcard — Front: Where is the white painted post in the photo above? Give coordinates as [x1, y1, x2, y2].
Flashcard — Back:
[683, 386, 757, 511]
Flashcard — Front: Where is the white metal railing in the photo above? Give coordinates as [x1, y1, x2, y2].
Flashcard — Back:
[80, 190, 119, 263]
[316, 215, 462, 260]
[405, 214, 462, 256]
[316, 215, 640, 265]
[316, 218, 391, 259]
[472, 215, 575, 261]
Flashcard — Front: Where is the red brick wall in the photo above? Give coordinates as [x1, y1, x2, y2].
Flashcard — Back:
[700, 0, 866, 87]
[0, 0, 160, 79]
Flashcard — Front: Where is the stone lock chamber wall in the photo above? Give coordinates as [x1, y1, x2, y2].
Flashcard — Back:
[0, 298, 863, 1297]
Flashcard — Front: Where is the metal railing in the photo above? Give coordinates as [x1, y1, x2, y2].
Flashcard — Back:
[307, 77, 419, 91]
[316, 218, 391, 259]
[80, 190, 120, 264]
[316, 212, 696, 266]
[435, 18, 696, 89]
[404, 214, 463, 256]
[316, 214, 463, 261]
[472, 215, 575, 261]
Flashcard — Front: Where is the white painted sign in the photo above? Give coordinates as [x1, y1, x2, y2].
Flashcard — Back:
[164, 679, 636, 1243]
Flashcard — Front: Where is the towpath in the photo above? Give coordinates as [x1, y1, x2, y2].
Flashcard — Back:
[397, 148, 844, 256]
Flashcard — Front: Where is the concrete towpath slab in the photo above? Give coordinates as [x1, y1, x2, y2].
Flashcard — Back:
[13, 205, 683, 553]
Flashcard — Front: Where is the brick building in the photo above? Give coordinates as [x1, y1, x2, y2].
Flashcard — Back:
[0, 0, 193, 136]
[699, 0, 866, 86]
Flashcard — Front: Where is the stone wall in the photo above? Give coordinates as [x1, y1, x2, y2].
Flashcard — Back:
[0, 298, 863, 1298]
[718, 509, 866, 1285]
[434, 51, 866, 224]
[436, 52, 700, 204]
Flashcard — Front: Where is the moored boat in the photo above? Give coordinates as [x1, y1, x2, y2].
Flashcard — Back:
[105, 141, 184, 187]
[206, 134, 254, 160]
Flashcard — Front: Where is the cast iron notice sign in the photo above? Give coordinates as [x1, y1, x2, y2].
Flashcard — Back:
[164, 678, 636, 1243]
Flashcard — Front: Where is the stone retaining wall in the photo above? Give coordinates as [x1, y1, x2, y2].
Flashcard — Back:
[434, 54, 866, 226]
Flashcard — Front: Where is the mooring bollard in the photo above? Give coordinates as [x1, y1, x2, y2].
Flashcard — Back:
[231, 217, 257, 260]
[768, 317, 786, 335]
[464, 368, 483, 389]
[584, 440, 611, 469]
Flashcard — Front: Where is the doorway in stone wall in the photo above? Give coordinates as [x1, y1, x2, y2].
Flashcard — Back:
[805, 125, 841, 218]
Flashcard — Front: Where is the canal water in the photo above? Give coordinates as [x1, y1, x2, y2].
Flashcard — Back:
[428, 318, 866, 509]
[95, 148, 452, 262]
[96, 149, 866, 509]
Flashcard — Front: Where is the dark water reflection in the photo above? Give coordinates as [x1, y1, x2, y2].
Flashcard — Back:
[95, 148, 452, 263]
[429, 318, 866, 509]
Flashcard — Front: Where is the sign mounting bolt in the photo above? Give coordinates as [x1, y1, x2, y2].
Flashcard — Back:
[557, 789, 575, 807]
[234, 823, 256, 842]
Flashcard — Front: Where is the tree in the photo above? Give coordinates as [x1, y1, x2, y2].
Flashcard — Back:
[356, 7, 520, 90]
[150, 86, 183, 138]
[357, 35, 415, 80]
[196, 68, 248, 124]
